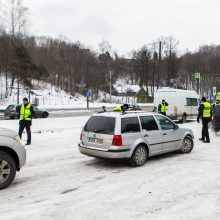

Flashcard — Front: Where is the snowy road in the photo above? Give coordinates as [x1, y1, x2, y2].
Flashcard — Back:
[1, 117, 220, 220]
[0, 105, 154, 120]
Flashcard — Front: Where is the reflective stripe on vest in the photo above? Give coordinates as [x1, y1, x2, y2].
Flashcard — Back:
[202, 102, 211, 118]
[20, 104, 31, 121]
[160, 103, 166, 113]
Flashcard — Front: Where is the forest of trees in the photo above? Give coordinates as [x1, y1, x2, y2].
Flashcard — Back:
[0, 0, 220, 101]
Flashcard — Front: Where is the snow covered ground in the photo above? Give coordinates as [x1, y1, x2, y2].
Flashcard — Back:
[0, 74, 151, 111]
[1, 117, 220, 220]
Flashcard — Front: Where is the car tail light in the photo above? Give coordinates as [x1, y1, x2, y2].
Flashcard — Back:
[174, 106, 177, 115]
[10, 109, 16, 112]
[112, 135, 123, 146]
[80, 130, 83, 141]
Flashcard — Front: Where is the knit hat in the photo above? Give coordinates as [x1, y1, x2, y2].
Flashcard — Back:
[201, 97, 206, 102]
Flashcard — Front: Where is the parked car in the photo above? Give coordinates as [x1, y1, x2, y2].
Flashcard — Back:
[212, 104, 220, 132]
[4, 104, 49, 119]
[78, 111, 194, 167]
[0, 128, 26, 190]
[154, 88, 199, 123]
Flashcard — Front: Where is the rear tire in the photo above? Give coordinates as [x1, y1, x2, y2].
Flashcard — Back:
[0, 152, 16, 190]
[179, 136, 193, 153]
[10, 116, 14, 119]
[130, 145, 148, 167]
[42, 112, 48, 118]
[181, 114, 187, 123]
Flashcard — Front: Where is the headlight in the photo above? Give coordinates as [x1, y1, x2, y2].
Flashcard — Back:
[14, 135, 22, 144]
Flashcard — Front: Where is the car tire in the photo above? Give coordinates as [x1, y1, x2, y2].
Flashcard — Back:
[214, 128, 219, 133]
[179, 136, 193, 154]
[10, 116, 14, 120]
[181, 114, 187, 123]
[42, 112, 48, 118]
[130, 145, 148, 167]
[0, 151, 17, 190]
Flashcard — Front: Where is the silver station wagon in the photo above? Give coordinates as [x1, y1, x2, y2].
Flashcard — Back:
[78, 111, 194, 166]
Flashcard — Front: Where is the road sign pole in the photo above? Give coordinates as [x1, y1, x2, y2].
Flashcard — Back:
[86, 90, 90, 110]
[87, 96, 89, 110]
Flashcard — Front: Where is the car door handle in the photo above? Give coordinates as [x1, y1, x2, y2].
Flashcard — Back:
[144, 134, 149, 137]
[163, 133, 167, 136]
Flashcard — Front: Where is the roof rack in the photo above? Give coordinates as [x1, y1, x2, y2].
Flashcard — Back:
[121, 110, 144, 115]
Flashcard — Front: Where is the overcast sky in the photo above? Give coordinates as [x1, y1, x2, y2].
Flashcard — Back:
[23, 0, 220, 54]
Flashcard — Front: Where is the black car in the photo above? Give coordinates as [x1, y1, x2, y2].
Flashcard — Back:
[4, 104, 49, 119]
[212, 104, 220, 132]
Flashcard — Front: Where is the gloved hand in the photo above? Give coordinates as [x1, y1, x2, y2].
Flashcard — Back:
[197, 117, 200, 123]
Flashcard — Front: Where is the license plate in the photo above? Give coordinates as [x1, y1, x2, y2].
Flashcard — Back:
[88, 137, 103, 144]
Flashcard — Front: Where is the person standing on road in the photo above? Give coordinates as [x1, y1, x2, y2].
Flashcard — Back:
[16, 98, 35, 145]
[212, 99, 220, 110]
[197, 97, 212, 143]
[158, 99, 169, 116]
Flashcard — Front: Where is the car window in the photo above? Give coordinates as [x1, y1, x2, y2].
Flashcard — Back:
[186, 98, 198, 106]
[214, 105, 220, 115]
[6, 105, 15, 110]
[140, 116, 158, 131]
[84, 116, 115, 134]
[186, 98, 191, 106]
[191, 98, 198, 106]
[155, 115, 175, 130]
[121, 117, 140, 133]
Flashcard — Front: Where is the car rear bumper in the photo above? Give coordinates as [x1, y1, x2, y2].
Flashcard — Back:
[78, 142, 131, 159]
[4, 112, 18, 118]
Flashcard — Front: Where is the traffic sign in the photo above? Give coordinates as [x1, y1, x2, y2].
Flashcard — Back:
[194, 72, 200, 79]
[86, 90, 91, 97]
[213, 87, 216, 96]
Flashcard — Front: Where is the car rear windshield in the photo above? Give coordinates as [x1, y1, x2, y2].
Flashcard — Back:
[84, 116, 115, 134]
[214, 106, 220, 115]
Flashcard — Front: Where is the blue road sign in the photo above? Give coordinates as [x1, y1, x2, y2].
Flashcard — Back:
[86, 91, 91, 97]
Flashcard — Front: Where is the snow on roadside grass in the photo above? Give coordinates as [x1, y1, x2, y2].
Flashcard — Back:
[0, 117, 220, 220]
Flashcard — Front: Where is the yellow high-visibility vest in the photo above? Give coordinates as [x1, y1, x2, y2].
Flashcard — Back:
[217, 92, 220, 101]
[160, 103, 166, 113]
[20, 104, 31, 121]
[114, 106, 122, 111]
[202, 102, 211, 118]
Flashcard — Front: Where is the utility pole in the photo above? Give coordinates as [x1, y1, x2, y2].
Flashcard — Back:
[17, 78, 20, 104]
[109, 71, 112, 103]
[157, 41, 162, 89]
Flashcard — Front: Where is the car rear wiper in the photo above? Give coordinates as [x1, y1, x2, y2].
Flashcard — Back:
[94, 129, 112, 133]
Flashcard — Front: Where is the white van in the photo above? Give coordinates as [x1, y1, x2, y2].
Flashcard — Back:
[154, 88, 199, 123]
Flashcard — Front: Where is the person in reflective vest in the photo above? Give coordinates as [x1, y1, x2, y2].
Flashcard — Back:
[114, 106, 122, 111]
[212, 99, 220, 110]
[113, 104, 129, 112]
[197, 97, 212, 143]
[16, 98, 35, 145]
[158, 99, 169, 116]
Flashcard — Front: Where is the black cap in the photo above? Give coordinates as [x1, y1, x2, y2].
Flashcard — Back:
[201, 97, 206, 102]
[23, 97, 28, 102]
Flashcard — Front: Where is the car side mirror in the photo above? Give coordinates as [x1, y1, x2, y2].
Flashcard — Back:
[174, 125, 179, 130]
